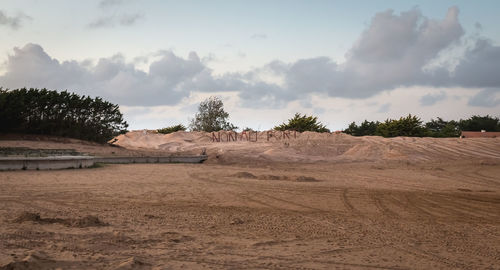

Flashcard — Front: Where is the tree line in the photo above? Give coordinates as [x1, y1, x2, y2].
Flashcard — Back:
[0, 88, 128, 143]
[2, 90, 497, 141]
[344, 114, 500, 137]
[162, 96, 500, 138]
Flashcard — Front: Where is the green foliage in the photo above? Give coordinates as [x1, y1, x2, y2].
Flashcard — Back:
[458, 115, 500, 132]
[345, 115, 500, 138]
[274, 113, 330, 133]
[425, 117, 460, 137]
[157, 124, 186, 134]
[344, 120, 380, 136]
[0, 88, 128, 143]
[189, 96, 237, 132]
[375, 114, 427, 137]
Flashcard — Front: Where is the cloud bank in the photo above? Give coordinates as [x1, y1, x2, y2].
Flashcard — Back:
[1, 6, 499, 108]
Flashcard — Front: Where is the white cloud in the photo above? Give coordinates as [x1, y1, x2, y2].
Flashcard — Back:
[0, 44, 202, 106]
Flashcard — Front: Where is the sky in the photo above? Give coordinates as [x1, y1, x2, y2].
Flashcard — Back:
[1, 0, 499, 131]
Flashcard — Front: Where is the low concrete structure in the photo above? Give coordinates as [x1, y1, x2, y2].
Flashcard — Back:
[94, 155, 208, 164]
[0, 155, 208, 171]
[0, 156, 95, 171]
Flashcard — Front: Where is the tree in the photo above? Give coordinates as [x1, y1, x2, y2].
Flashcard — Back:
[375, 114, 427, 137]
[274, 113, 330, 133]
[425, 117, 460, 137]
[189, 96, 237, 132]
[344, 120, 379, 136]
[157, 124, 186, 134]
[458, 115, 500, 132]
[0, 88, 128, 143]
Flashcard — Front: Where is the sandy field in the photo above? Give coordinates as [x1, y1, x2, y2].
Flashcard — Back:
[0, 132, 499, 269]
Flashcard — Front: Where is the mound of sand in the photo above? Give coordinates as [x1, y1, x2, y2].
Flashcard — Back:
[111, 130, 500, 163]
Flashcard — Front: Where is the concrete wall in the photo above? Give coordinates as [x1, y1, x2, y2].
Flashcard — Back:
[94, 155, 208, 164]
[0, 155, 207, 171]
[0, 156, 95, 171]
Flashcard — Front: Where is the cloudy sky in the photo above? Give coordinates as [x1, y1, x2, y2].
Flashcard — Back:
[1, 0, 499, 131]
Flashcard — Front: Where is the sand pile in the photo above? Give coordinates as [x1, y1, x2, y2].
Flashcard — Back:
[111, 130, 500, 163]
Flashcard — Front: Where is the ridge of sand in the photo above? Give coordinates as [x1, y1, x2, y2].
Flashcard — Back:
[110, 130, 500, 163]
[2, 131, 499, 164]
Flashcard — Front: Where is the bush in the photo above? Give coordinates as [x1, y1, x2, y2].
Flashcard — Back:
[157, 124, 186, 134]
[274, 113, 330, 133]
[189, 96, 237, 132]
[375, 114, 426, 137]
[344, 120, 380, 136]
[0, 88, 128, 143]
[425, 117, 460, 137]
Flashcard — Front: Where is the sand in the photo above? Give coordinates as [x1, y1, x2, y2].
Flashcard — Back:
[0, 132, 499, 269]
[111, 130, 500, 163]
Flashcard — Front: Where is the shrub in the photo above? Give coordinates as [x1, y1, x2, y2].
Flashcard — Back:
[344, 120, 380, 136]
[157, 124, 187, 134]
[425, 117, 460, 137]
[274, 113, 330, 133]
[375, 114, 426, 137]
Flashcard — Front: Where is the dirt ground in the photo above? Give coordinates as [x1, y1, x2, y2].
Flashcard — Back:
[0, 159, 499, 269]
[0, 133, 500, 269]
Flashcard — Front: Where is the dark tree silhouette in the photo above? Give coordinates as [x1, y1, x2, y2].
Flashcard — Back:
[458, 115, 500, 132]
[0, 88, 128, 143]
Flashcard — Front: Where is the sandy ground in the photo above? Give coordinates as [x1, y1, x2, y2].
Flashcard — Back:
[0, 133, 499, 269]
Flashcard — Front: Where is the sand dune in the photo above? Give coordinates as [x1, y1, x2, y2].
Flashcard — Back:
[112, 130, 500, 163]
